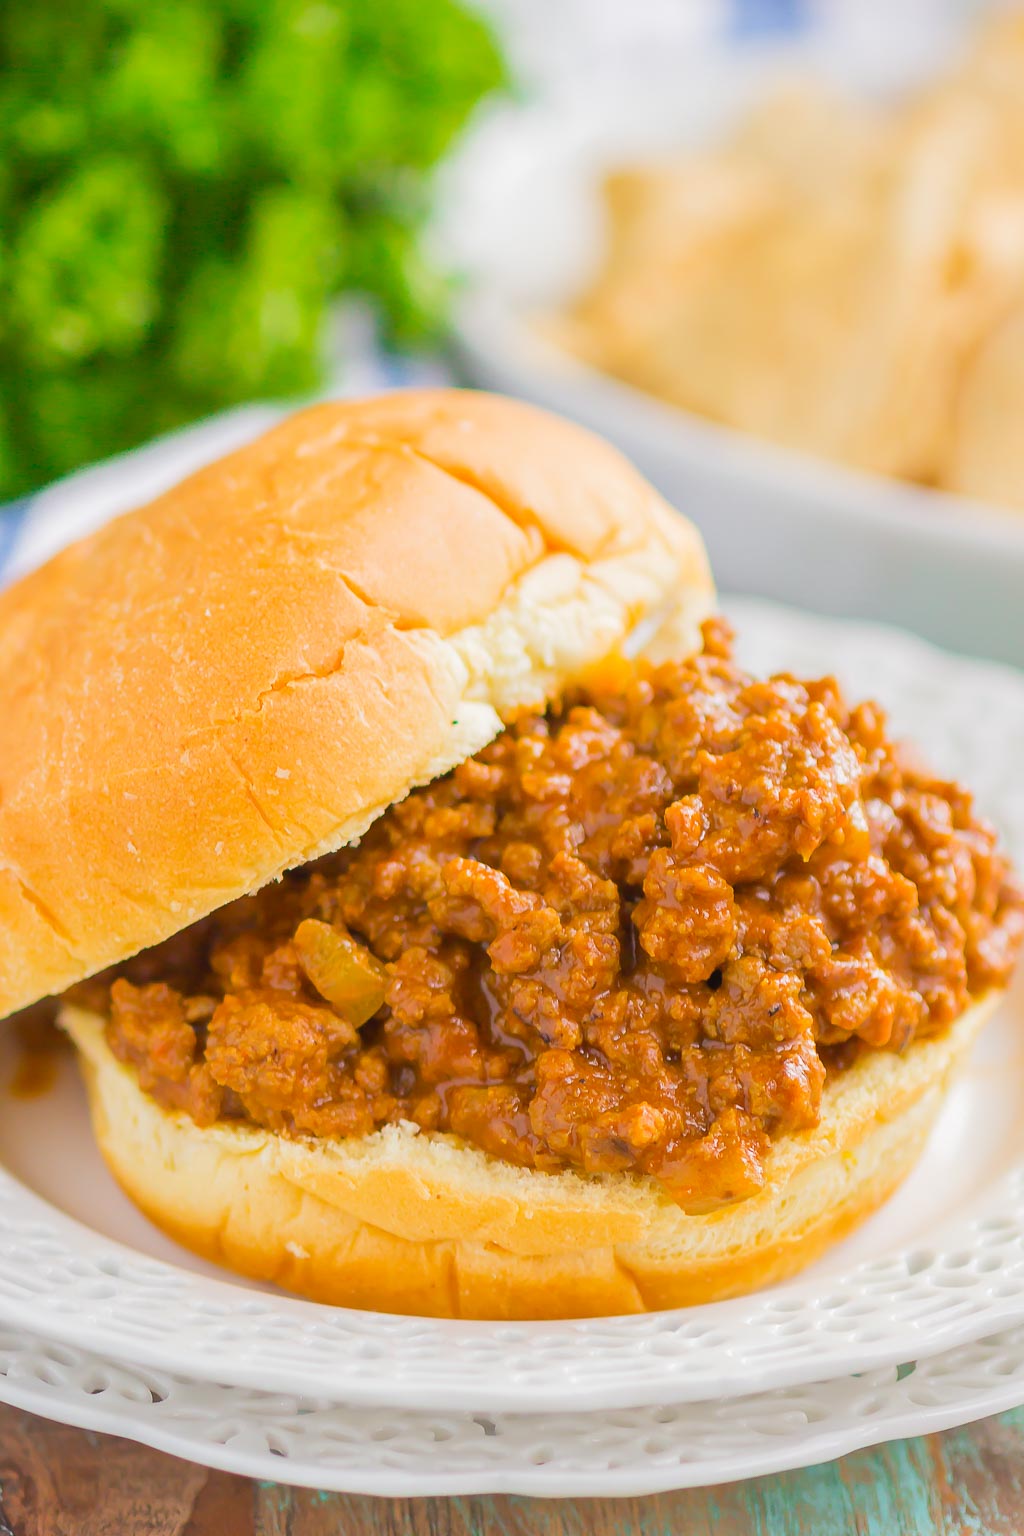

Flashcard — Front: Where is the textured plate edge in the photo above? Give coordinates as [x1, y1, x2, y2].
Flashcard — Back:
[0, 1338, 1023, 1498]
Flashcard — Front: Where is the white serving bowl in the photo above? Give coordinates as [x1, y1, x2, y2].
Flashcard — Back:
[438, 20, 1024, 666]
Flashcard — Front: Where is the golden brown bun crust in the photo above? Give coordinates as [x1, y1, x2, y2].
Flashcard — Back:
[0, 391, 711, 1017]
[61, 995, 996, 1319]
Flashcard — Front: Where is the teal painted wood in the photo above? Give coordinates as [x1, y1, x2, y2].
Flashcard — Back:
[253, 1408, 1024, 1534]
[5, 1400, 1024, 1532]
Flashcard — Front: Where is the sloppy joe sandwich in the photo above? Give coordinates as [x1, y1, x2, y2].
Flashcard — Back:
[1, 390, 1019, 1319]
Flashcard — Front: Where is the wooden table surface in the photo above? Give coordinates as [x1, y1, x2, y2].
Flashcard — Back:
[4, 1404, 1024, 1534]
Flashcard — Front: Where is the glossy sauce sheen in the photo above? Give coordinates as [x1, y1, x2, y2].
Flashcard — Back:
[88, 621, 1024, 1212]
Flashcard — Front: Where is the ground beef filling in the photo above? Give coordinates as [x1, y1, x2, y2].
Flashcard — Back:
[86, 620, 1024, 1212]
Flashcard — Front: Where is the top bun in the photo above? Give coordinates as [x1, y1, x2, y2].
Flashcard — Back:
[0, 390, 712, 1018]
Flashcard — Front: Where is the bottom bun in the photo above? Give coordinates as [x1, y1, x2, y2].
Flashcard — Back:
[61, 996, 997, 1319]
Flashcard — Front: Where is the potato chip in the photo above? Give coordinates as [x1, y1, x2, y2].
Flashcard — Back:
[945, 304, 1024, 510]
[558, 15, 1024, 509]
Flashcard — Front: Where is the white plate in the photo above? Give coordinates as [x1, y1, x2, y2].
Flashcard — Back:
[3, 602, 1024, 1412]
[438, 30, 1024, 668]
[3, 1321, 1024, 1496]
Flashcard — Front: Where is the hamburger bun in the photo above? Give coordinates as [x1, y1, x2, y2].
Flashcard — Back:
[61, 994, 994, 1318]
[0, 389, 712, 1019]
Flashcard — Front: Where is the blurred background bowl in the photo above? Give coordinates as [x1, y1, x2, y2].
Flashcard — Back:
[437, 4, 1024, 665]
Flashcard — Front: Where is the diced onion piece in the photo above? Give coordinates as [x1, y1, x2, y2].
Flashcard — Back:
[293, 918, 387, 1027]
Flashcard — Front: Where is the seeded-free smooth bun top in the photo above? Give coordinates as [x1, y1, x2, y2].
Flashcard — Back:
[0, 389, 712, 1018]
